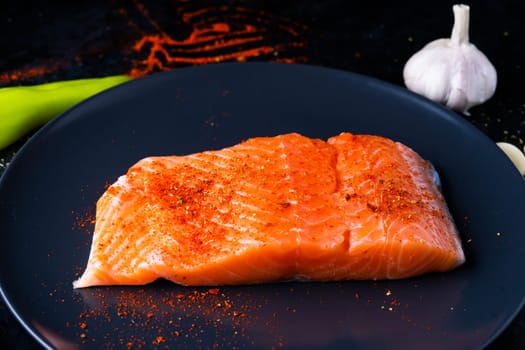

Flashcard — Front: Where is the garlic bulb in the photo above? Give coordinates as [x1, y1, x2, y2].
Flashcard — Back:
[403, 4, 497, 115]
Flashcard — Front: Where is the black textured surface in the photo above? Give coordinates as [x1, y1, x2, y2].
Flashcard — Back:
[1, 1, 524, 349]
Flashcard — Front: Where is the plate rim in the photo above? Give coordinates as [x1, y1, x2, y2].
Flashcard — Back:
[1, 62, 524, 349]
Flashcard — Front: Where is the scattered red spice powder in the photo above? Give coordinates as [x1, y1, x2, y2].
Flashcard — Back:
[71, 209, 96, 234]
[208, 288, 220, 295]
[390, 298, 401, 306]
[0, 63, 63, 85]
[152, 335, 166, 345]
[69, 286, 280, 348]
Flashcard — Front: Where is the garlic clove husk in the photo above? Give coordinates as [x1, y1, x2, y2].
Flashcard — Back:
[496, 142, 525, 176]
[403, 4, 497, 115]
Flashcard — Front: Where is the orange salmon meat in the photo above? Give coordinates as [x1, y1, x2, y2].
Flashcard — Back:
[73, 133, 465, 288]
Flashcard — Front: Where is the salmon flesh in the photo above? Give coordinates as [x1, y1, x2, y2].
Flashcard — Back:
[73, 133, 465, 288]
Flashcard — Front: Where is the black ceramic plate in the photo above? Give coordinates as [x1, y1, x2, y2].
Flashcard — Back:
[1, 63, 525, 350]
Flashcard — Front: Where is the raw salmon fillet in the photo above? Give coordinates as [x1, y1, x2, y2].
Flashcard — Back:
[73, 133, 465, 288]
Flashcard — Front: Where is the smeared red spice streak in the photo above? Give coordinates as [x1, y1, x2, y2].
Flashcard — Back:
[1, 1, 308, 84]
[125, 1, 309, 77]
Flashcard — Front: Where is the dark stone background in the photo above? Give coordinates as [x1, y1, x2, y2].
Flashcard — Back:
[1, 0, 524, 348]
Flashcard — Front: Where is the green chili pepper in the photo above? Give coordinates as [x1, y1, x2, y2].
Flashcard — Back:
[0, 74, 131, 150]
